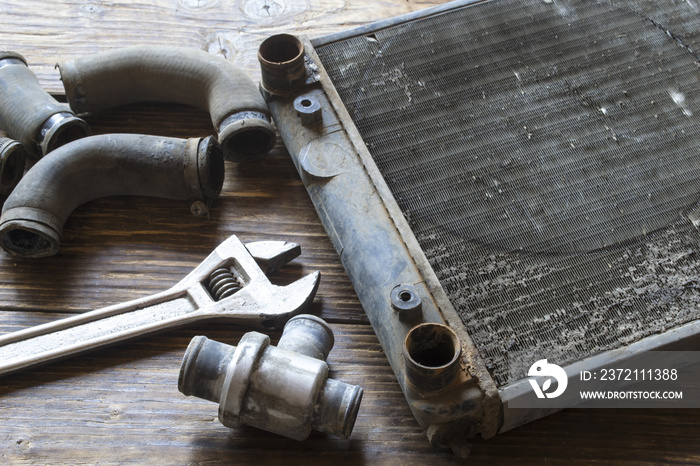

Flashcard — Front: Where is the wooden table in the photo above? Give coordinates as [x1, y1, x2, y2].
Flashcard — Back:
[0, 1, 698, 464]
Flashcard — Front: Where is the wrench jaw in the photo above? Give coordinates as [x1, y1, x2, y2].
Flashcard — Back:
[245, 240, 302, 275]
[174, 236, 299, 297]
[254, 270, 321, 331]
[177, 235, 322, 330]
[201, 270, 321, 331]
[171, 235, 251, 292]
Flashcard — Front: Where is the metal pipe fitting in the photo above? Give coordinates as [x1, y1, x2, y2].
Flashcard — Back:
[0, 134, 224, 258]
[403, 323, 462, 392]
[178, 314, 363, 440]
[0, 52, 89, 157]
[57, 46, 276, 161]
[258, 34, 308, 95]
[0, 138, 28, 198]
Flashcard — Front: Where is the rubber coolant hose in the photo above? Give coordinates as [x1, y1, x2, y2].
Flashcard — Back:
[0, 134, 224, 258]
[58, 46, 276, 161]
[0, 137, 28, 198]
[0, 52, 89, 157]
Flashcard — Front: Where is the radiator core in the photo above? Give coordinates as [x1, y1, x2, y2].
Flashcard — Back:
[315, 0, 700, 386]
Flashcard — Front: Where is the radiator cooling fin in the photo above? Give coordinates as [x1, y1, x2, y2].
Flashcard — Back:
[316, 0, 700, 385]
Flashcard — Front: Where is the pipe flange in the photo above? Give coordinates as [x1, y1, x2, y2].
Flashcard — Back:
[37, 112, 91, 156]
[184, 136, 225, 201]
[217, 331, 270, 428]
[217, 111, 276, 162]
[197, 136, 225, 199]
[0, 51, 27, 68]
[258, 34, 308, 95]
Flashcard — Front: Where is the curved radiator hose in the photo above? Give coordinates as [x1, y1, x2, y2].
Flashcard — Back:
[0, 52, 89, 157]
[58, 46, 276, 161]
[0, 134, 224, 258]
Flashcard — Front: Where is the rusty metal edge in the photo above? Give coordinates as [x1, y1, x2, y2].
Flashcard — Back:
[310, 0, 491, 47]
[500, 318, 700, 432]
[304, 37, 502, 439]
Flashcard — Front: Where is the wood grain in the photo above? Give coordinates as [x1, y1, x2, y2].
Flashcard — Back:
[0, 1, 699, 464]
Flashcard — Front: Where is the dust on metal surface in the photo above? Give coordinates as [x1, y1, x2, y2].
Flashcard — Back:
[315, 0, 700, 385]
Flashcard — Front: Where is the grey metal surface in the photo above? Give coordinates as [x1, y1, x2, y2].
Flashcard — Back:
[264, 35, 500, 455]
[178, 314, 363, 441]
[314, 0, 700, 387]
[0, 235, 320, 376]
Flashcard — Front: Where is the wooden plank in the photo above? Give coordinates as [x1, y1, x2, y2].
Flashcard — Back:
[0, 0, 698, 464]
[1, 311, 699, 465]
[0, 0, 439, 92]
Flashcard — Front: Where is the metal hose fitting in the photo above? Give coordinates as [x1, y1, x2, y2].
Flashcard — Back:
[58, 46, 276, 161]
[0, 138, 28, 198]
[178, 314, 364, 441]
[0, 134, 224, 258]
[0, 52, 89, 157]
[258, 34, 308, 95]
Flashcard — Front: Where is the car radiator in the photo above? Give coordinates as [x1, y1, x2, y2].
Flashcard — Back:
[260, 0, 700, 455]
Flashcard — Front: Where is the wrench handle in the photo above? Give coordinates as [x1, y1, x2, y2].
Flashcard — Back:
[0, 291, 199, 377]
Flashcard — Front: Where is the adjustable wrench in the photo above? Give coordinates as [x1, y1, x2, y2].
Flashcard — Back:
[0, 235, 320, 377]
